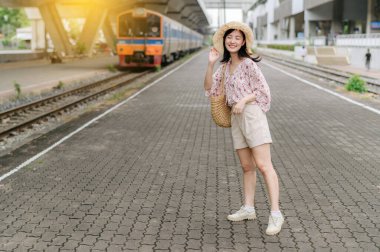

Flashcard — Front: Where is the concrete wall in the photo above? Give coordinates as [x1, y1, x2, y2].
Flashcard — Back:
[250, 3, 266, 28]
[274, 0, 292, 22]
[304, 0, 334, 10]
[249, 3, 267, 40]
[249, 0, 288, 41]
[0, 51, 46, 63]
[307, 1, 334, 20]
[30, 20, 46, 50]
[267, 0, 278, 41]
[343, 47, 380, 70]
[259, 13, 268, 26]
[25, 8, 46, 51]
[343, 0, 367, 21]
[258, 45, 380, 71]
[292, 0, 304, 15]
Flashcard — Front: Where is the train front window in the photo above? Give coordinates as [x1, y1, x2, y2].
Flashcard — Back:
[119, 13, 160, 37]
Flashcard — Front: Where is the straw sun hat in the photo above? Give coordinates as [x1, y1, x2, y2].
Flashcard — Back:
[212, 21, 254, 55]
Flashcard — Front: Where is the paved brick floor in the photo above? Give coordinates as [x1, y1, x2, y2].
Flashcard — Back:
[0, 52, 379, 251]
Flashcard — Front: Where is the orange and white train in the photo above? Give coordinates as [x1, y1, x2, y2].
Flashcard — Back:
[117, 8, 203, 68]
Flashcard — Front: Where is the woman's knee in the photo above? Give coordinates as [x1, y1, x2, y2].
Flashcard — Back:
[255, 161, 273, 175]
[241, 162, 255, 173]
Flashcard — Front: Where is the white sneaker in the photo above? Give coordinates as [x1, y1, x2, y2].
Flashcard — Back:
[266, 214, 284, 235]
[227, 206, 257, 222]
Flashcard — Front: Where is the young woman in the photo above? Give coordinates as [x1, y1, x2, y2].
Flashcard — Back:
[204, 21, 284, 235]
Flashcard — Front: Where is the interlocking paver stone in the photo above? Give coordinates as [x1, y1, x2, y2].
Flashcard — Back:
[0, 51, 379, 251]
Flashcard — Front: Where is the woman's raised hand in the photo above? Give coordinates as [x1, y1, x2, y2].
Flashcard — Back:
[208, 47, 220, 64]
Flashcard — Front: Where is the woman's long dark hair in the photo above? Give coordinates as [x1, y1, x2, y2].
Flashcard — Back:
[220, 29, 261, 63]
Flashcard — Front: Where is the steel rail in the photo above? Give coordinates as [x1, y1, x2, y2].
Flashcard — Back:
[263, 54, 380, 94]
[0, 71, 150, 139]
[0, 73, 129, 121]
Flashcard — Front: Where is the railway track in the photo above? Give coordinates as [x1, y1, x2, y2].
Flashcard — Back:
[0, 70, 150, 141]
[263, 54, 380, 94]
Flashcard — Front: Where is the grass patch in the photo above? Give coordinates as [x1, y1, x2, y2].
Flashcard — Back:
[345, 75, 367, 93]
[259, 44, 295, 51]
[75, 41, 86, 55]
[154, 65, 161, 72]
[109, 92, 124, 101]
[107, 64, 117, 73]
[13, 81, 22, 99]
[54, 81, 65, 90]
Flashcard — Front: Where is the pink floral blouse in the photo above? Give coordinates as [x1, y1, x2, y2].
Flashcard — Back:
[206, 58, 271, 112]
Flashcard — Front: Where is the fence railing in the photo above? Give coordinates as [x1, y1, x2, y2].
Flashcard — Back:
[310, 36, 327, 46]
[335, 33, 380, 47]
[256, 33, 380, 47]
[0, 39, 32, 50]
[257, 38, 304, 45]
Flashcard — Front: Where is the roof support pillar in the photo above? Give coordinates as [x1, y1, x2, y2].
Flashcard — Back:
[78, 6, 108, 56]
[38, 3, 72, 56]
[366, 0, 372, 35]
[102, 15, 116, 54]
[290, 16, 295, 39]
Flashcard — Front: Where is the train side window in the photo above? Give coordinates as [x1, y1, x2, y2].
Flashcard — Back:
[164, 23, 169, 37]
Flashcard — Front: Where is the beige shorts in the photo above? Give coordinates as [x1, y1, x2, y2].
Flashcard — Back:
[231, 104, 272, 149]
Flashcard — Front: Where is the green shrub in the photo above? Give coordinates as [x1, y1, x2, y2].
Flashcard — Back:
[345, 75, 367, 93]
[17, 40, 27, 49]
[1, 38, 11, 47]
[264, 44, 295, 51]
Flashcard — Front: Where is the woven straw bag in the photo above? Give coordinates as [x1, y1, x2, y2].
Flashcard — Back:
[210, 64, 231, 128]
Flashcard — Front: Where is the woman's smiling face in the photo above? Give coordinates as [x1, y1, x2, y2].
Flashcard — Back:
[224, 30, 245, 54]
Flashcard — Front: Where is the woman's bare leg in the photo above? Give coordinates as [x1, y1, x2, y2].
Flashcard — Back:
[236, 147, 257, 207]
[250, 144, 279, 211]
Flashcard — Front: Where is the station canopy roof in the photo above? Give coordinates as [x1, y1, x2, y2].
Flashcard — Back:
[203, 0, 257, 11]
[0, 0, 211, 32]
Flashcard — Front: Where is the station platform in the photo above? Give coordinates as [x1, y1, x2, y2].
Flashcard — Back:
[328, 64, 380, 80]
[257, 47, 380, 81]
[0, 51, 379, 251]
[0, 54, 118, 102]
[0, 50, 45, 64]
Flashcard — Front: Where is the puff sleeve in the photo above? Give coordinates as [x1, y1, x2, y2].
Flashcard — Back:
[247, 61, 271, 112]
[205, 64, 224, 97]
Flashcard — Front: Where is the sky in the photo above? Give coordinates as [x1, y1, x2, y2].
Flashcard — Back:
[207, 8, 243, 28]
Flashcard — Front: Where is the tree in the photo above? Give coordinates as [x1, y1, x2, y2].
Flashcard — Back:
[0, 8, 30, 38]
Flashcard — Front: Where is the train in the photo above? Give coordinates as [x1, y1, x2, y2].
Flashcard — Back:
[116, 8, 203, 68]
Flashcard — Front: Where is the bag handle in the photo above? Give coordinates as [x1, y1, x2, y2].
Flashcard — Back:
[220, 63, 227, 95]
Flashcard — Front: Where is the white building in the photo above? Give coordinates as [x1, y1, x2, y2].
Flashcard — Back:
[247, 0, 380, 47]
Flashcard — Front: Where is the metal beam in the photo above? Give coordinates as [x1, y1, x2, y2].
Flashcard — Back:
[0, 0, 120, 7]
[204, 0, 254, 9]
[78, 6, 108, 56]
[0, 0, 210, 32]
[102, 15, 116, 54]
[38, 3, 72, 56]
[0, 0, 42, 7]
